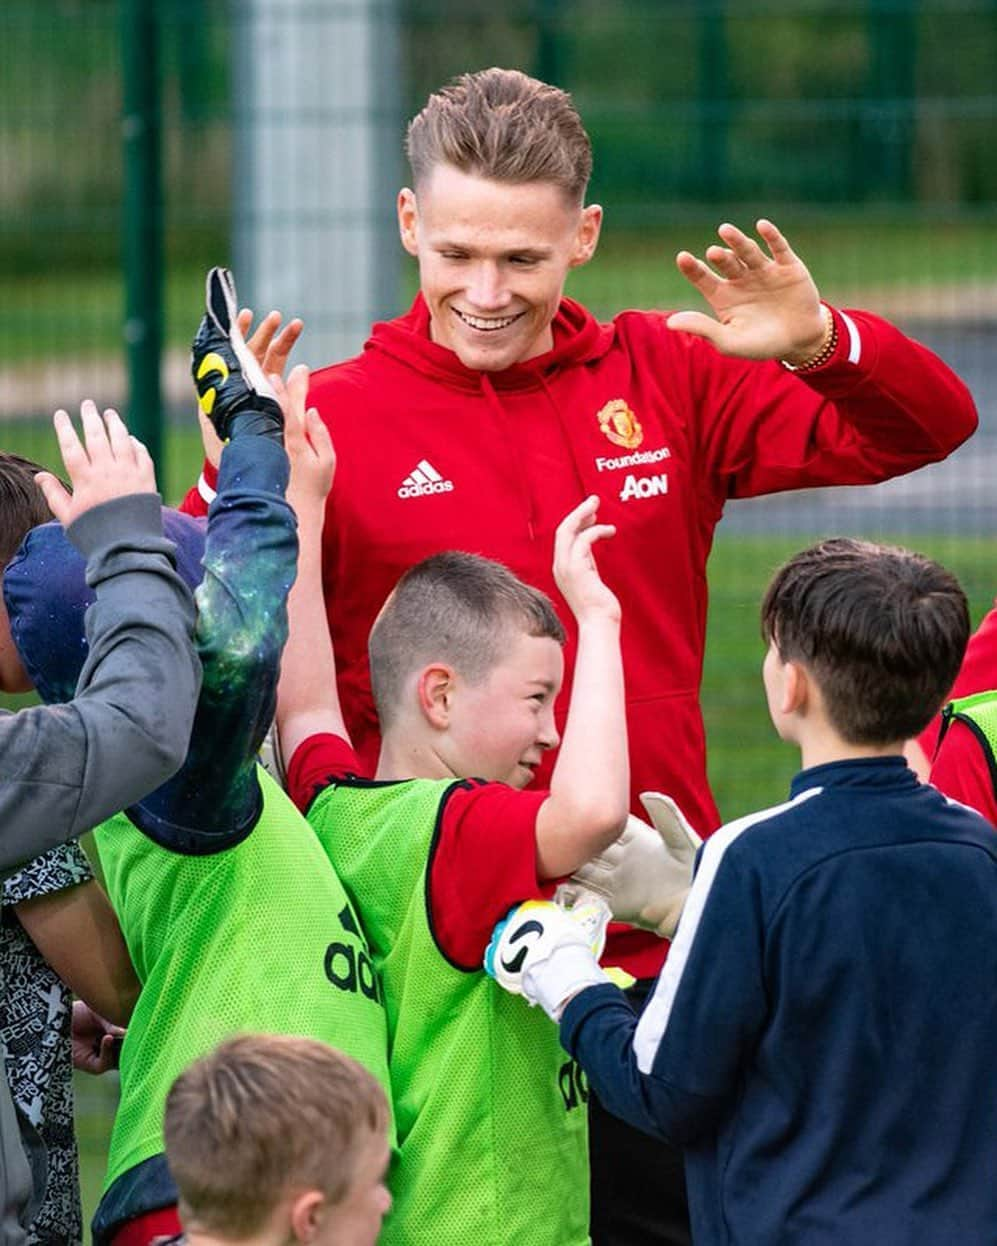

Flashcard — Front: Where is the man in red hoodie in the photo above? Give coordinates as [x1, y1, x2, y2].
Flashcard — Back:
[185, 67, 978, 1246]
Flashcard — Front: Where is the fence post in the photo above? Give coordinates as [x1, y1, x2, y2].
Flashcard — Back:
[232, 0, 402, 370]
[865, 0, 918, 200]
[535, 0, 562, 85]
[698, 1, 729, 200]
[121, 0, 164, 473]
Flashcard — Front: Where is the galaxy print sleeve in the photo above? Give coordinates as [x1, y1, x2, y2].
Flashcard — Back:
[125, 434, 296, 852]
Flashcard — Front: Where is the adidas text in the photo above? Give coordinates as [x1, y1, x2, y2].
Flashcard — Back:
[324, 902, 382, 1003]
[398, 479, 454, 498]
[619, 472, 668, 501]
[325, 941, 382, 1003]
[398, 458, 455, 499]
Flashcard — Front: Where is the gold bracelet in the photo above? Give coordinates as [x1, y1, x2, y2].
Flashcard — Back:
[782, 305, 837, 373]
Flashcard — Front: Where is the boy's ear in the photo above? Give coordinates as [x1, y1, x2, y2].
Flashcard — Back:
[288, 1188, 326, 1242]
[781, 659, 809, 716]
[417, 664, 456, 729]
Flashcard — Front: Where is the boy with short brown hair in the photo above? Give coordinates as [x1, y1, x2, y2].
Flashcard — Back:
[161, 1034, 391, 1246]
[276, 391, 630, 1244]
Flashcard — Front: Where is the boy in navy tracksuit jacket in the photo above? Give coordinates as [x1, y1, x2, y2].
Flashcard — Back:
[488, 537, 997, 1245]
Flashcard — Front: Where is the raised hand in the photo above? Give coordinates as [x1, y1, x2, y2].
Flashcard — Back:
[191, 267, 283, 442]
[667, 219, 828, 364]
[237, 307, 304, 380]
[35, 401, 156, 527]
[553, 495, 620, 624]
[277, 364, 336, 513]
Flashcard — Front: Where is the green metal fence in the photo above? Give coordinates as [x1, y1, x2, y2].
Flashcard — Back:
[2, 3, 995, 1238]
[2, 1, 994, 477]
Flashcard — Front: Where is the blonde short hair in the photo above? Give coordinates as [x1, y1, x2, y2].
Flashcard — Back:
[406, 67, 593, 203]
[164, 1034, 389, 1238]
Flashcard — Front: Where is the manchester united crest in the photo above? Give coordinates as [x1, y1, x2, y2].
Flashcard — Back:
[597, 399, 643, 450]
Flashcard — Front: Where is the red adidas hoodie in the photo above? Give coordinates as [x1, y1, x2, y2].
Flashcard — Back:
[184, 294, 976, 978]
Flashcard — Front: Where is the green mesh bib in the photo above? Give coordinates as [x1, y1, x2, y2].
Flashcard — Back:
[309, 778, 590, 1246]
[95, 767, 391, 1190]
[943, 692, 997, 793]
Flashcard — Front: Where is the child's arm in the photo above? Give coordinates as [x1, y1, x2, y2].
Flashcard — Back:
[534, 496, 629, 880]
[128, 269, 298, 845]
[274, 365, 345, 763]
[0, 405, 200, 875]
[13, 877, 139, 1027]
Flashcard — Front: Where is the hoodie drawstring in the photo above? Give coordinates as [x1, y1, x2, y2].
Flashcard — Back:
[480, 372, 539, 541]
[538, 371, 591, 504]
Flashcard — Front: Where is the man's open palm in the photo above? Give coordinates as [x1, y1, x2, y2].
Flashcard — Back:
[667, 219, 827, 363]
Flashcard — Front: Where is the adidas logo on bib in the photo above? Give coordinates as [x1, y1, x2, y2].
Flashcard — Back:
[398, 459, 455, 499]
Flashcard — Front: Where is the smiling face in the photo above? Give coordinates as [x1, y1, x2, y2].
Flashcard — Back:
[398, 164, 602, 372]
[443, 629, 564, 787]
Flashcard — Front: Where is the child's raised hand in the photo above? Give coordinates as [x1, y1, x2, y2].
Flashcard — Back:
[278, 364, 336, 512]
[236, 306, 303, 382]
[36, 401, 157, 527]
[553, 495, 620, 624]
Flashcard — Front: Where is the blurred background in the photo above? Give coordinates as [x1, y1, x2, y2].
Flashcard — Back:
[1, 2, 995, 1236]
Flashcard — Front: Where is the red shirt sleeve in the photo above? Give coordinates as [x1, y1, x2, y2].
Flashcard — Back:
[428, 782, 558, 971]
[929, 719, 997, 828]
[286, 732, 368, 813]
[919, 603, 997, 761]
[178, 459, 218, 518]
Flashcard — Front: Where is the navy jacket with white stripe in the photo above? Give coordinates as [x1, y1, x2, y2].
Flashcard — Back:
[562, 756, 997, 1245]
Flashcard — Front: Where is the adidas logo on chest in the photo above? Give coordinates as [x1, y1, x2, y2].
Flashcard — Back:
[398, 459, 455, 499]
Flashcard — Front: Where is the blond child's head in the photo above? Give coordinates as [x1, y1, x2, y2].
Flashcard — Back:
[164, 1034, 391, 1246]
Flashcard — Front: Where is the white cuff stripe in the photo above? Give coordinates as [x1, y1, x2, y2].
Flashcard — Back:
[197, 472, 217, 505]
[841, 311, 861, 365]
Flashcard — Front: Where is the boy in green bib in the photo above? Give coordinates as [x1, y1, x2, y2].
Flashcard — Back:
[5, 276, 391, 1246]
[276, 400, 631, 1244]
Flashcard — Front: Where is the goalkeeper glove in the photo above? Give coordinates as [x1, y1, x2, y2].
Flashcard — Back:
[484, 897, 611, 1021]
[566, 791, 702, 941]
[191, 267, 283, 443]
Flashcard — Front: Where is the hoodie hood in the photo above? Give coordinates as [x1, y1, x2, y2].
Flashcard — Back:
[4, 509, 206, 706]
[364, 293, 615, 393]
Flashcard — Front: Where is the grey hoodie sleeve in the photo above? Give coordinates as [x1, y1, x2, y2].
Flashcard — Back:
[0, 492, 201, 875]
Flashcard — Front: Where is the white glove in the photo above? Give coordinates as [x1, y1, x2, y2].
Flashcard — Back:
[484, 897, 612, 1021]
[567, 791, 702, 940]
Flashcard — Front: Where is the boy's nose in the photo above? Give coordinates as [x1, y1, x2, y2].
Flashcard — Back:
[538, 713, 560, 751]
